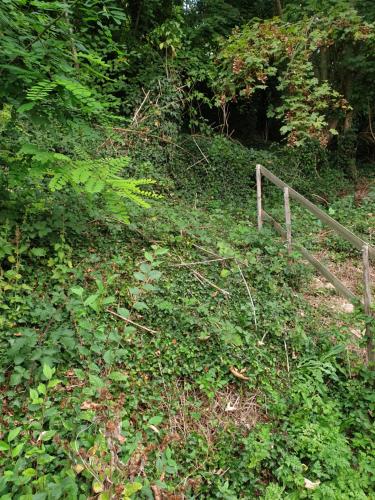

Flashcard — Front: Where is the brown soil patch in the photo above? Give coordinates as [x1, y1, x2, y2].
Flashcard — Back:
[302, 251, 370, 361]
[314, 249, 374, 294]
[303, 248, 374, 315]
[159, 383, 262, 446]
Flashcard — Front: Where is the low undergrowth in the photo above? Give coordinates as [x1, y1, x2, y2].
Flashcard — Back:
[0, 173, 374, 498]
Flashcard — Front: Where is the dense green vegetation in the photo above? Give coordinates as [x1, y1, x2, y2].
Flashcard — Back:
[0, 0, 374, 498]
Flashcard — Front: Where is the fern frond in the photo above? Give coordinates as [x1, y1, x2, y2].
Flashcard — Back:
[104, 194, 130, 223]
[25, 77, 103, 113]
[19, 147, 160, 222]
[26, 80, 58, 101]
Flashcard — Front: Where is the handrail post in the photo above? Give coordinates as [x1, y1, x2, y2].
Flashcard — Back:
[362, 244, 374, 365]
[284, 186, 292, 253]
[256, 164, 263, 231]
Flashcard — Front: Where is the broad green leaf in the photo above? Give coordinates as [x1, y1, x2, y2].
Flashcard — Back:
[11, 442, 24, 458]
[29, 388, 39, 401]
[123, 482, 142, 497]
[117, 307, 130, 317]
[108, 371, 128, 382]
[8, 427, 22, 442]
[148, 415, 163, 426]
[149, 270, 162, 280]
[133, 301, 148, 311]
[37, 383, 46, 395]
[30, 247, 47, 257]
[47, 378, 61, 388]
[89, 374, 105, 388]
[84, 294, 99, 307]
[0, 441, 10, 451]
[220, 269, 230, 278]
[103, 350, 115, 364]
[70, 286, 84, 297]
[92, 480, 104, 493]
[39, 430, 56, 441]
[43, 364, 54, 380]
[17, 102, 36, 113]
[222, 332, 243, 346]
[144, 251, 154, 261]
[22, 468, 36, 478]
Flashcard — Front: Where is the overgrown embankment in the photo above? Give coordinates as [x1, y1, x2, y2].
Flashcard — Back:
[0, 136, 374, 498]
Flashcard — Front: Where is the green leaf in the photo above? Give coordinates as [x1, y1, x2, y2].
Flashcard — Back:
[123, 482, 142, 497]
[84, 294, 99, 307]
[30, 247, 47, 257]
[149, 270, 162, 281]
[153, 247, 169, 256]
[17, 102, 36, 113]
[47, 379, 61, 388]
[108, 371, 128, 382]
[39, 430, 56, 441]
[222, 332, 243, 346]
[144, 251, 154, 262]
[8, 427, 22, 442]
[70, 286, 84, 297]
[11, 442, 24, 458]
[29, 388, 39, 401]
[0, 441, 10, 451]
[10, 372, 23, 386]
[140, 263, 151, 274]
[42, 364, 54, 380]
[133, 301, 148, 311]
[37, 383, 47, 395]
[89, 374, 105, 388]
[92, 481, 104, 493]
[117, 307, 130, 317]
[22, 468, 36, 478]
[148, 415, 163, 426]
[98, 493, 111, 500]
[103, 350, 115, 364]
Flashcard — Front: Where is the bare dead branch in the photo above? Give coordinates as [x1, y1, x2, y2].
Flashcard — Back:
[106, 308, 158, 334]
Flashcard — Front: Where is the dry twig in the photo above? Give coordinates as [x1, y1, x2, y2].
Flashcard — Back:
[132, 90, 150, 125]
[106, 308, 158, 334]
[173, 257, 234, 267]
[192, 270, 230, 297]
[236, 261, 257, 330]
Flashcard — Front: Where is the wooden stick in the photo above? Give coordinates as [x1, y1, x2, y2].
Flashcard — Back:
[262, 209, 357, 303]
[236, 262, 257, 330]
[284, 338, 290, 376]
[131, 90, 150, 125]
[259, 164, 375, 259]
[256, 164, 263, 231]
[192, 243, 222, 258]
[192, 270, 230, 296]
[106, 309, 158, 334]
[362, 245, 374, 364]
[284, 186, 292, 253]
[173, 257, 234, 267]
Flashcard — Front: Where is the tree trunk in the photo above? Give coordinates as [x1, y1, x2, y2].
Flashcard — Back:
[134, 0, 143, 33]
[64, 2, 79, 69]
[275, 0, 283, 16]
[320, 46, 328, 82]
[341, 52, 358, 180]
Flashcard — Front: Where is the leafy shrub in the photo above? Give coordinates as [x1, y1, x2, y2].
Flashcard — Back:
[170, 135, 275, 198]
